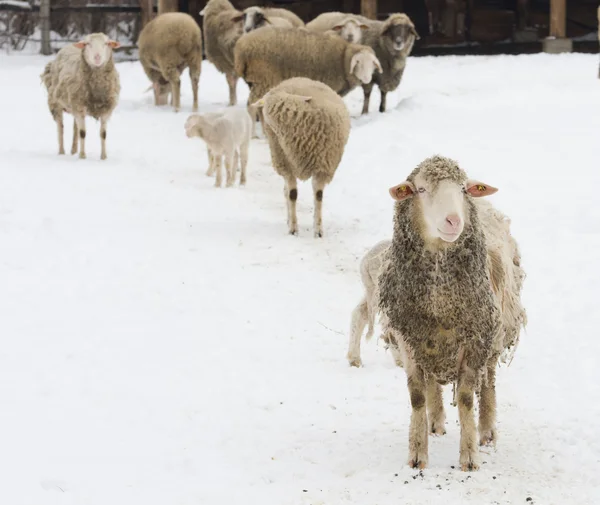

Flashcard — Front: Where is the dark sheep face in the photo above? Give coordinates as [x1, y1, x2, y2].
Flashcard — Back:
[243, 10, 267, 33]
[383, 23, 414, 53]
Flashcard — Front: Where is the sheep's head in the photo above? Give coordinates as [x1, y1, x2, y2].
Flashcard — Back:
[350, 49, 382, 84]
[185, 114, 204, 138]
[380, 13, 419, 53]
[389, 156, 497, 244]
[234, 7, 268, 33]
[74, 33, 120, 68]
[332, 18, 369, 44]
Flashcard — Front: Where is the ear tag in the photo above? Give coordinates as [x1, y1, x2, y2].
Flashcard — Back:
[477, 185, 486, 191]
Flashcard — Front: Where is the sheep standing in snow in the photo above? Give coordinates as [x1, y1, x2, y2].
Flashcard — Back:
[306, 12, 370, 44]
[40, 33, 121, 160]
[200, 0, 245, 106]
[252, 77, 350, 237]
[369, 156, 526, 471]
[137, 12, 203, 113]
[184, 108, 252, 188]
[240, 6, 304, 33]
[234, 26, 382, 108]
[359, 13, 419, 114]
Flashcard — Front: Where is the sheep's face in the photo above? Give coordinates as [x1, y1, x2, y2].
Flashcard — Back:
[332, 19, 369, 44]
[74, 33, 120, 68]
[241, 8, 267, 33]
[184, 115, 202, 138]
[389, 174, 498, 243]
[382, 22, 419, 53]
[350, 50, 383, 84]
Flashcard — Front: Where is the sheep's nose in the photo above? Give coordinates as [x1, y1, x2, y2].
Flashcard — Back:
[94, 54, 101, 63]
[347, 35, 354, 42]
[446, 214, 461, 230]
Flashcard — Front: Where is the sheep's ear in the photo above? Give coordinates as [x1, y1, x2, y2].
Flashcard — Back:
[332, 24, 343, 31]
[74, 41, 87, 49]
[389, 181, 415, 201]
[373, 55, 383, 73]
[360, 23, 370, 31]
[410, 26, 420, 40]
[107, 40, 120, 49]
[465, 180, 498, 197]
[231, 14, 244, 22]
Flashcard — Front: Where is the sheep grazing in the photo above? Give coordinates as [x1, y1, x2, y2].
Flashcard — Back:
[347, 239, 404, 368]
[366, 155, 526, 472]
[252, 77, 350, 237]
[239, 6, 304, 33]
[359, 13, 419, 114]
[184, 108, 252, 188]
[137, 12, 202, 112]
[200, 0, 245, 106]
[306, 12, 370, 44]
[40, 32, 121, 160]
[234, 26, 382, 108]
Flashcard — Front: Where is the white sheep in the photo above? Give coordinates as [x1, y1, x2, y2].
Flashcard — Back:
[40, 32, 121, 160]
[184, 108, 252, 188]
[251, 77, 351, 237]
[240, 6, 304, 33]
[306, 12, 370, 44]
[363, 155, 526, 472]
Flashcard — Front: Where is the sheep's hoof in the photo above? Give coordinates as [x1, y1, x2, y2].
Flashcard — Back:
[240, 179, 246, 186]
[479, 428, 497, 447]
[70, 148, 77, 155]
[58, 149, 65, 155]
[347, 356, 362, 368]
[101, 153, 107, 161]
[288, 229, 297, 236]
[408, 456, 427, 470]
[79, 153, 86, 160]
[379, 106, 386, 113]
[459, 450, 481, 472]
[430, 422, 446, 436]
[314, 230, 323, 238]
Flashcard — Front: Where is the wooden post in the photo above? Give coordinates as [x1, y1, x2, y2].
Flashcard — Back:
[361, 0, 377, 20]
[158, 0, 179, 14]
[549, 0, 566, 38]
[40, 0, 51, 55]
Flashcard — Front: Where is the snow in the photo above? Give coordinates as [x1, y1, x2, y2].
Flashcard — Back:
[1, 52, 599, 505]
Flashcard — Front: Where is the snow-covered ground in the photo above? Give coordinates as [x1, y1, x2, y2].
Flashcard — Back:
[1, 52, 599, 505]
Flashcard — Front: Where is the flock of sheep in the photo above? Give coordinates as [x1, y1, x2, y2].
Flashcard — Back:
[39, 1, 527, 473]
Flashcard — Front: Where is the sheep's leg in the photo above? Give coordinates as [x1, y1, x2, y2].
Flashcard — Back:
[379, 90, 387, 113]
[165, 68, 181, 112]
[284, 175, 298, 236]
[75, 114, 86, 160]
[361, 83, 374, 115]
[457, 366, 481, 471]
[224, 151, 235, 187]
[55, 110, 65, 155]
[347, 297, 368, 367]
[214, 154, 223, 188]
[226, 72, 238, 106]
[426, 376, 446, 436]
[206, 148, 215, 176]
[189, 65, 201, 112]
[100, 115, 108, 160]
[70, 117, 78, 155]
[312, 177, 325, 238]
[239, 141, 249, 185]
[406, 360, 429, 469]
[478, 357, 498, 447]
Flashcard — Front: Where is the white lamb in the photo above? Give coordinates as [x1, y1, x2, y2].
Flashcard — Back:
[184, 108, 252, 187]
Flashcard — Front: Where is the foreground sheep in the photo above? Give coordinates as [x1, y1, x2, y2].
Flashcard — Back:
[201, 0, 245, 106]
[41, 33, 121, 160]
[252, 78, 350, 237]
[234, 26, 382, 107]
[240, 6, 304, 33]
[306, 12, 369, 44]
[368, 156, 526, 471]
[185, 108, 252, 188]
[138, 12, 202, 112]
[359, 13, 419, 114]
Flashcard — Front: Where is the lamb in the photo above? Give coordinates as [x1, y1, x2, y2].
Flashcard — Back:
[184, 108, 252, 188]
[200, 0, 245, 106]
[251, 77, 350, 237]
[365, 155, 526, 472]
[234, 26, 382, 108]
[240, 6, 304, 33]
[137, 12, 202, 112]
[359, 13, 419, 114]
[306, 12, 370, 44]
[40, 32, 121, 160]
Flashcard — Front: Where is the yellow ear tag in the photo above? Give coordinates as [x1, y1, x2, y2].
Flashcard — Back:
[477, 185, 486, 191]
[399, 185, 407, 192]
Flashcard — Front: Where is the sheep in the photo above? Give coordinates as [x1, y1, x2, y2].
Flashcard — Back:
[137, 12, 202, 112]
[40, 32, 121, 160]
[367, 155, 526, 472]
[346, 239, 404, 368]
[200, 0, 245, 106]
[240, 6, 304, 33]
[234, 26, 382, 109]
[184, 107, 252, 188]
[306, 12, 370, 44]
[251, 77, 350, 237]
[359, 13, 419, 114]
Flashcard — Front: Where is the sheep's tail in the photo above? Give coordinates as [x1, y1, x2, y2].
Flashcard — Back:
[40, 61, 53, 90]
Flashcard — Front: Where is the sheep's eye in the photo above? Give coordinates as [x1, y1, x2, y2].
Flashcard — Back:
[417, 187, 426, 194]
